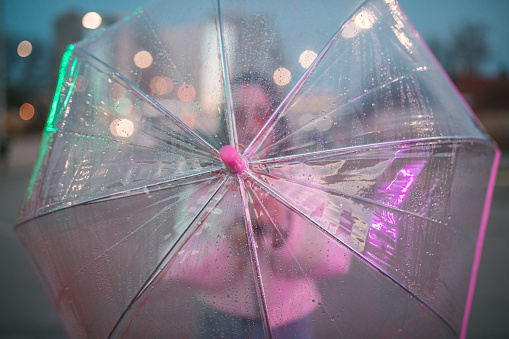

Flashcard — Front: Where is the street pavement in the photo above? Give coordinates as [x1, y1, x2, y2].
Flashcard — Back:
[0, 135, 66, 338]
[0, 134, 508, 338]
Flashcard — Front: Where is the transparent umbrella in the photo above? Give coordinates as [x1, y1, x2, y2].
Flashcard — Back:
[15, 0, 500, 337]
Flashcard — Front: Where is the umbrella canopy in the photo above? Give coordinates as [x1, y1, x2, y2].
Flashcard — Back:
[16, 0, 499, 337]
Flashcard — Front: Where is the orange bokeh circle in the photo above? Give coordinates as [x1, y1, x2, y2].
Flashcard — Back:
[19, 103, 35, 120]
[177, 84, 196, 102]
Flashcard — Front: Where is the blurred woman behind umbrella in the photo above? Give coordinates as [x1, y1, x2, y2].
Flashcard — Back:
[169, 72, 351, 338]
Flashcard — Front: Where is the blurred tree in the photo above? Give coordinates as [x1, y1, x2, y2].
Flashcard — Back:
[427, 37, 453, 74]
[426, 22, 491, 78]
[449, 22, 490, 77]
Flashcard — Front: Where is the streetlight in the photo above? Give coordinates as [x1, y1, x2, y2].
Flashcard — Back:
[17, 40, 32, 57]
[82, 12, 102, 29]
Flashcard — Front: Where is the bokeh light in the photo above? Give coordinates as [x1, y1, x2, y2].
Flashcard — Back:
[273, 67, 292, 86]
[299, 50, 318, 69]
[82, 12, 102, 29]
[341, 20, 357, 39]
[150, 76, 174, 95]
[114, 97, 133, 115]
[17, 40, 32, 57]
[110, 119, 134, 137]
[19, 103, 35, 120]
[354, 10, 376, 29]
[342, 10, 376, 39]
[134, 50, 153, 69]
[178, 84, 196, 102]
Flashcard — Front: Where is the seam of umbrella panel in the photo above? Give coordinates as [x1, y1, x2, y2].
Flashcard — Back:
[15, 168, 225, 227]
[72, 46, 220, 157]
[83, 168, 224, 204]
[237, 178, 273, 337]
[108, 174, 230, 338]
[242, 0, 371, 157]
[215, 0, 238, 150]
[245, 170, 458, 336]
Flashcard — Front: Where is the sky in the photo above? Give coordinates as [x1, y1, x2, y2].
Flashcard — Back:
[3, 0, 509, 76]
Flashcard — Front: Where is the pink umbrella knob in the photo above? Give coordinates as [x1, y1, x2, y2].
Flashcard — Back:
[220, 145, 246, 174]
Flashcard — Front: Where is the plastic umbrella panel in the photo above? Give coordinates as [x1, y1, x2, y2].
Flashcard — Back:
[15, 0, 499, 338]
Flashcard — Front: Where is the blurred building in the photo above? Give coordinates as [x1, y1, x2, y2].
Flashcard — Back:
[53, 12, 83, 77]
[53, 11, 119, 80]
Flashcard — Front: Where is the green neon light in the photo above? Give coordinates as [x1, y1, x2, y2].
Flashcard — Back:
[61, 59, 80, 111]
[69, 58, 78, 77]
[26, 45, 77, 203]
[45, 44, 75, 133]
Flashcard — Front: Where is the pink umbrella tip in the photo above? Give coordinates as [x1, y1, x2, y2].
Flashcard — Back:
[219, 145, 246, 174]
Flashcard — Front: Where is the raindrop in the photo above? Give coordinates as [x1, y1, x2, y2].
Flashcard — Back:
[133, 50, 153, 68]
[273, 67, 291, 86]
[299, 50, 317, 69]
[178, 84, 196, 102]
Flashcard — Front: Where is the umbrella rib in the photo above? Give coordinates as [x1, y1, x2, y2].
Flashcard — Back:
[107, 175, 230, 338]
[250, 189, 344, 336]
[215, 0, 239, 149]
[246, 170, 459, 336]
[57, 128, 215, 162]
[242, 0, 371, 158]
[237, 178, 274, 338]
[254, 168, 444, 229]
[250, 136, 493, 165]
[86, 168, 225, 204]
[73, 46, 220, 157]
[149, 125, 216, 159]
[16, 167, 224, 231]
